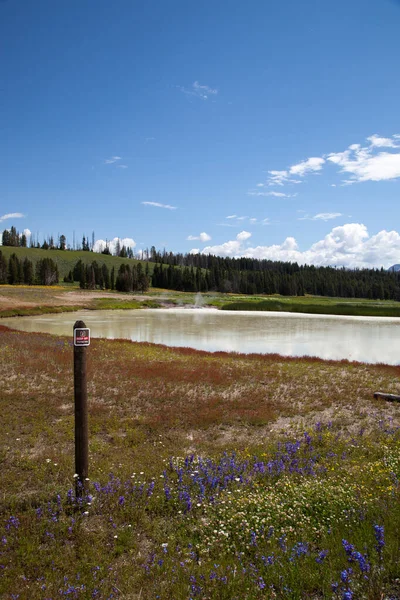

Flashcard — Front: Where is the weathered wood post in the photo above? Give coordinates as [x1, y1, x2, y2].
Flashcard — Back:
[73, 320, 90, 497]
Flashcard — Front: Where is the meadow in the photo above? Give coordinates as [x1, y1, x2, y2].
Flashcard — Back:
[220, 296, 400, 318]
[2, 284, 400, 319]
[1, 317, 400, 598]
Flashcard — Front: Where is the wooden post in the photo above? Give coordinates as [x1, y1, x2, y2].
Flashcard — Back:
[374, 392, 400, 402]
[73, 320, 89, 496]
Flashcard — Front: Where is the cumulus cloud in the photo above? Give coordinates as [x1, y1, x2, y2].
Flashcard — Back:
[187, 232, 211, 242]
[367, 134, 399, 148]
[0, 212, 25, 222]
[179, 81, 218, 100]
[201, 231, 252, 257]
[327, 142, 400, 184]
[289, 157, 325, 176]
[298, 212, 343, 222]
[93, 237, 136, 254]
[263, 133, 400, 187]
[197, 223, 400, 269]
[236, 231, 252, 241]
[142, 201, 177, 210]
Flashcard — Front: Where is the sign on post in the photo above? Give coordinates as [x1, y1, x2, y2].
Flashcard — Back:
[74, 327, 90, 347]
[73, 320, 89, 497]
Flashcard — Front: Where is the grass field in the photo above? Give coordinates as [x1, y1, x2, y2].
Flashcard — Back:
[220, 296, 400, 318]
[1, 320, 400, 598]
[0, 246, 151, 280]
[2, 284, 400, 320]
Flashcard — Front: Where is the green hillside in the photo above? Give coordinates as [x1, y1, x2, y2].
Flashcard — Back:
[0, 246, 154, 279]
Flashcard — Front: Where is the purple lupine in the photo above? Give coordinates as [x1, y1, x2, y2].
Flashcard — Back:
[316, 549, 328, 563]
[374, 524, 385, 557]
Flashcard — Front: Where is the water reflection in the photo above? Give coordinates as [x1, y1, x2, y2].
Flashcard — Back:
[2, 308, 400, 364]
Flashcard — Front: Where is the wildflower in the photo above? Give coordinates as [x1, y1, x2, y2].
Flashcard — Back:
[373, 524, 385, 556]
[340, 569, 352, 583]
[316, 549, 328, 563]
[5, 516, 19, 530]
[278, 535, 287, 552]
[291, 542, 309, 558]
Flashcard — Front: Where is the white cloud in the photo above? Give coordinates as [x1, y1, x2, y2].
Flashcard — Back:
[263, 133, 400, 187]
[22, 228, 31, 237]
[187, 232, 211, 242]
[327, 144, 400, 183]
[298, 212, 343, 222]
[222, 215, 270, 226]
[142, 201, 177, 210]
[104, 156, 122, 164]
[267, 170, 289, 186]
[289, 157, 325, 176]
[93, 237, 136, 254]
[367, 134, 399, 148]
[179, 81, 218, 100]
[189, 248, 200, 254]
[117, 164, 128, 169]
[265, 158, 324, 187]
[248, 190, 297, 198]
[202, 231, 251, 257]
[237, 231, 252, 241]
[0, 212, 25, 222]
[197, 223, 400, 268]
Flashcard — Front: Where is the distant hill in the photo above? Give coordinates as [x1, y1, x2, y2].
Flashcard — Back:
[0, 246, 153, 279]
[388, 264, 400, 272]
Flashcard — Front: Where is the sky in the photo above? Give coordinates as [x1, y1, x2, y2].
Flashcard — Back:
[1, 0, 400, 268]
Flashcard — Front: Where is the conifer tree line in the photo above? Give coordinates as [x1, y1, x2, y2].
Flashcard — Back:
[64, 260, 150, 292]
[2, 225, 400, 300]
[150, 251, 400, 300]
[0, 251, 59, 285]
[1, 225, 134, 257]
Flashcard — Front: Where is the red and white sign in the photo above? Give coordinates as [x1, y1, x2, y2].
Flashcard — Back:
[74, 328, 90, 347]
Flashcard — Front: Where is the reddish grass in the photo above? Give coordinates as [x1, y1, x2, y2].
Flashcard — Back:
[1, 327, 400, 503]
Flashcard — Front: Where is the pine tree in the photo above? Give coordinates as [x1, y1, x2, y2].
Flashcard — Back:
[8, 254, 20, 284]
[102, 264, 110, 289]
[23, 258, 34, 285]
[110, 266, 115, 290]
[0, 251, 8, 284]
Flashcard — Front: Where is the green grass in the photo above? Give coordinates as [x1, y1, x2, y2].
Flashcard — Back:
[90, 297, 162, 310]
[0, 246, 154, 279]
[220, 296, 400, 317]
[1, 327, 400, 597]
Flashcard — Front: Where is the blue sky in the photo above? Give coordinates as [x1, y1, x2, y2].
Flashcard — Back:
[1, 0, 400, 267]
